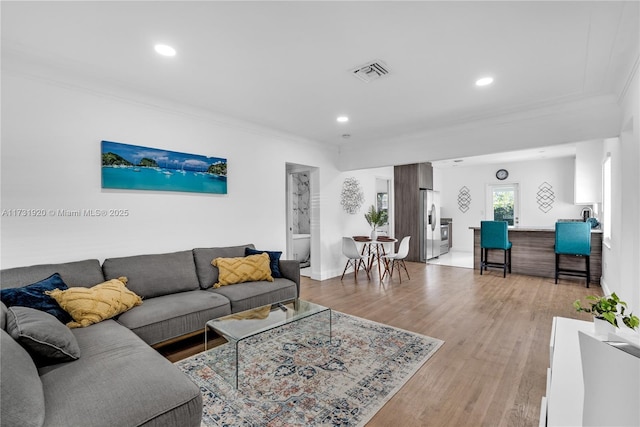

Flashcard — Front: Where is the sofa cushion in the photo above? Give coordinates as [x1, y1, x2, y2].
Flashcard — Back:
[6, 306, 80, 367]
[116, 290, 231, 346]
[0, 259, 105, 289]
[0, 329, 45, 427]
[278, 259, 301, 294]
[0, 273, 72, 323]
[245, 247, 283, 278]
[209, 277, 298, 313]
[102, 250, 200, 299]
[47, 277, 142, 328]
[39, 320, 202, 427]
[1, 301, 7, 330]
[193, 244, 255, 289]
[213, 253, 273, 288]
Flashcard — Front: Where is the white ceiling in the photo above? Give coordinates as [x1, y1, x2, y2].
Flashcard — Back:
[431, 141, 578, 169]
[2, 1, 639, 167]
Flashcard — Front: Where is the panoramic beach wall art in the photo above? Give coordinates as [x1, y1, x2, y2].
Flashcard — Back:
[101, 141, 227, 194]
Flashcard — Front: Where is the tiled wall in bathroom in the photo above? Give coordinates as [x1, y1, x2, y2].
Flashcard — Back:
[292, 172, 310, 234]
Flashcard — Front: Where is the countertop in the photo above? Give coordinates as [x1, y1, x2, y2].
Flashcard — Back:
[469, 225, 603, 233]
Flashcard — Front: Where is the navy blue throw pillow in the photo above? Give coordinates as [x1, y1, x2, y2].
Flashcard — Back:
[245, 248, 283, 278]
[0, 273, 72, 324]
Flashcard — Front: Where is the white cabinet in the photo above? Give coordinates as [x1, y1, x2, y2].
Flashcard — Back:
[545, 317, 593, 426]
[574, 140, 603, 204]
[544, 317, 640, 427]
[579, 331, 640, 426]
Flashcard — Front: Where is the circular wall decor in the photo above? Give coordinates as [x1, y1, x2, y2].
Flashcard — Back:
[496, 169, 509, 180]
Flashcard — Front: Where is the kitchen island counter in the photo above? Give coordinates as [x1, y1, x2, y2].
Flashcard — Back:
[470, 225, 602, 283]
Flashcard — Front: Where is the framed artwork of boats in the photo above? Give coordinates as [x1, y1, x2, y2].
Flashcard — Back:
[101, 140, 227, 194]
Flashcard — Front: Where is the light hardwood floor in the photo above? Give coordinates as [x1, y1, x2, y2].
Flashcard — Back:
[162, 263, 601, 427]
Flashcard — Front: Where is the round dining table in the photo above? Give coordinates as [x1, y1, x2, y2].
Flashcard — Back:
[352, 236, 398, 279]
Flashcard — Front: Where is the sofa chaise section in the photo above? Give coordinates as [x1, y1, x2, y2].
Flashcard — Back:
[38, 319, 202, 427]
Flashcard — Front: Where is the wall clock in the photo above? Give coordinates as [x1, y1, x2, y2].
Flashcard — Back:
[496, 169, 509, 180]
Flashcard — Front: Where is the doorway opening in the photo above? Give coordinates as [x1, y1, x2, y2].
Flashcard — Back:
[486, 183, 520, 226]
[286, 163, 318, 278]
[375, 177, 391, 236]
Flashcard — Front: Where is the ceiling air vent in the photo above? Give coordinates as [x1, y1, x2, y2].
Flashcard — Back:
[350, 60, 390, 83]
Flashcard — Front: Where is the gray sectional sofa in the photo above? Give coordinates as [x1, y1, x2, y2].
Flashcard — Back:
[0, 244, 300, 427]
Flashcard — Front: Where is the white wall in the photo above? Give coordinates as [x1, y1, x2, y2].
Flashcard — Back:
[434, 157, 590, 252]
[0, 63, 392, 280]
[602, 66, 639, 315]
[321, 168, 394, 279]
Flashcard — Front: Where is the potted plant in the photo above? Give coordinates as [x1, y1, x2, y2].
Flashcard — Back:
[573, 293, 639, 334]
[364, 204, 388, 240]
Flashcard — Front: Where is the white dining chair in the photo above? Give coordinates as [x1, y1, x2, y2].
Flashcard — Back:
[381, 236, 411, 282]
[341, 237, 370, 280]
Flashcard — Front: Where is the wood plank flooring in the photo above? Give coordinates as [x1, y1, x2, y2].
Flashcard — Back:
[162, 262, 601, 427]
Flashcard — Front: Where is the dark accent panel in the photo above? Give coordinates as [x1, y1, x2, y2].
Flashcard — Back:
[394, 164, 423, 262]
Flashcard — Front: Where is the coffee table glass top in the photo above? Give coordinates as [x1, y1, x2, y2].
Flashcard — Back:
[208, 299, 329, 343]
[205, 299, 332, 388]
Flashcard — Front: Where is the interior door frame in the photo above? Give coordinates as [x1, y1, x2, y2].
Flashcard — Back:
[285, 163, 319, 279]
[485, 182, 520, 226]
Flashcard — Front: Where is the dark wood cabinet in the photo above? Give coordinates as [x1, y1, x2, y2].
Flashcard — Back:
[418, 162, 433, 190]
[394, 163, 432, 262]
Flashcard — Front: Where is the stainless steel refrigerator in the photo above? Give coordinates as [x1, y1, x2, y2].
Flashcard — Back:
[420, 189, 441, 261]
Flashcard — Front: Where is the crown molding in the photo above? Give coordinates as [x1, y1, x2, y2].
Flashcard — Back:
[2, 48, 332, 152]
[617, 54, 640, 106]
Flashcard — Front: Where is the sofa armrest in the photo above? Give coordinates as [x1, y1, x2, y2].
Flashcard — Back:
[278, 260, 300, 297]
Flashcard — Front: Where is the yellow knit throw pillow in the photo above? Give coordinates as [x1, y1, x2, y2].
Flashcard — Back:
[46, 277, 142, 328]
[212, 253, 273, 288]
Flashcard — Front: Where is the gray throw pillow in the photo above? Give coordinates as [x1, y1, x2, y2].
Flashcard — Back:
[6, 306, 81, 366]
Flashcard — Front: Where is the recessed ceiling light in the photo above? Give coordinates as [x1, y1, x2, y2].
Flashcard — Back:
[475, 77, 494, 87]
[337, 116, 349, 123]
[154, 44, 176, 57]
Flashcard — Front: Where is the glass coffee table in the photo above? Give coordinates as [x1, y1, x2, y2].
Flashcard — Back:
[205, 299, 332, 388]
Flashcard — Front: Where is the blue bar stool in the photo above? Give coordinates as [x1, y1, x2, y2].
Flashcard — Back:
[555, 222, 591, 287]
[480, 221, 512, 278]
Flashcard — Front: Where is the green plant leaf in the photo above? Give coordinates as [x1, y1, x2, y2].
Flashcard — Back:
[623, 314, 639, 330]
[364, 205, 387, 228]
[602, 312, 616, 325]
[571, 293, 635, 329]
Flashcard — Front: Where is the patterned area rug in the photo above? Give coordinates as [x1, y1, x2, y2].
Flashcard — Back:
[175, 311, 444, 426]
